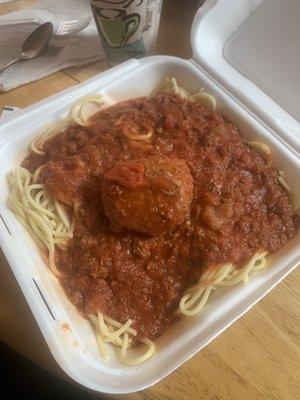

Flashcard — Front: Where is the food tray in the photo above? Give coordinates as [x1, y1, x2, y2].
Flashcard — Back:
[0, 0, 299, 393]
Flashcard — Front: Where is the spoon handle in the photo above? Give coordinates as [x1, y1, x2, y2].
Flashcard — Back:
[0, 58, 20, 75]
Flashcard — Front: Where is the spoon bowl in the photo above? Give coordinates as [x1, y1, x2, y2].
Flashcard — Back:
[0, 22, 53, 74]
[21, 22, 53, 59]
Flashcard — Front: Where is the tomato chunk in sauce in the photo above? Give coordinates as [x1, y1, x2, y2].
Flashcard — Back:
[23, 93, 297, 339]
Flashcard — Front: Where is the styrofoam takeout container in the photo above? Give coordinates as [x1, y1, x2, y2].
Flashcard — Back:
[0, 0, 299, 394]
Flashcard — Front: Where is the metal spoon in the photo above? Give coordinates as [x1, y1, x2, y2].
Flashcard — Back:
[0, 22, 53, 75]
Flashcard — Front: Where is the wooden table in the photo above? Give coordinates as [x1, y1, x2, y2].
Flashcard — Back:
[1, 1, 299, 399]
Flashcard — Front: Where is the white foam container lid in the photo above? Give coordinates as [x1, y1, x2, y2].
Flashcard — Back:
[0, 0, 299, 394]
[192, 0, 300, 155]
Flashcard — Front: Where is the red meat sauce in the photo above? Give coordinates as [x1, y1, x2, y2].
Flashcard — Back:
[23, 93, 297, 339]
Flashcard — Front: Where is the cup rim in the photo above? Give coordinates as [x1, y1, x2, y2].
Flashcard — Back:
[94, 7, 125, 19]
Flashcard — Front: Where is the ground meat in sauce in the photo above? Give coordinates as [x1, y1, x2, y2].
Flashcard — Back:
[22, 93, 297, 340]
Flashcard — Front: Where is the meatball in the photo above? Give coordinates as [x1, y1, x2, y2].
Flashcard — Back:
[101, 157, 193, 235]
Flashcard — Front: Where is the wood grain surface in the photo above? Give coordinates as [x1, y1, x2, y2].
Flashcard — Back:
[0, 1, 299, 399]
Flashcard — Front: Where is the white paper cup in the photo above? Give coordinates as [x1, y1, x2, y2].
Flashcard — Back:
[90, 0, 163, 65]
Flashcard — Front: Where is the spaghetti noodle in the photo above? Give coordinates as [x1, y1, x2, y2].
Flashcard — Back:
[152, 76, 217, 111]
[31, 94, 103, 155]
[7, 78, 295, 366]
[89, 313, 155, 365]
[8, 166, 72, 277]
[177, 252, 267, 317]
